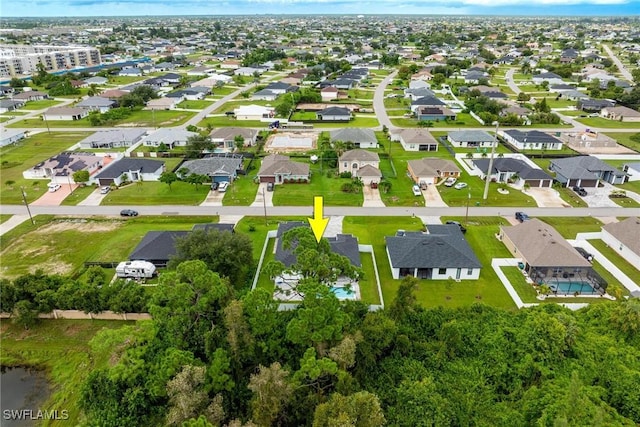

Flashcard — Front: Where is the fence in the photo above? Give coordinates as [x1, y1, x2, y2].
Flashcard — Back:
[0, 310, 151, 321]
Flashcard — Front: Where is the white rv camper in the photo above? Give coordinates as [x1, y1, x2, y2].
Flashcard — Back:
[115, 261, 156, 279]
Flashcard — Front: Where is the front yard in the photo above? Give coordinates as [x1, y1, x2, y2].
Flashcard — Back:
[101, 180, 209, 206]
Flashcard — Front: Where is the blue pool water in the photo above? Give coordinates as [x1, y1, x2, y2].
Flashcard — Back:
[549, 281, 597, 294]
[330, 286, 357, 300]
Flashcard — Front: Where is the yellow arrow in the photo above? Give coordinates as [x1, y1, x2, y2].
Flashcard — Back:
[308, 196, 329, 243]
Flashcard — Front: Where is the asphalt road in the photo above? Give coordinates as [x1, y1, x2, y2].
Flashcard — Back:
[373, 69, 398, 131]
[602, 44, 634, 82]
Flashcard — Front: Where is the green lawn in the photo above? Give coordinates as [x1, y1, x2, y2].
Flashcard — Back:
[107, 75, 146, 85]
[610, 195, 640, 208]
[272, 163, 364, 207]
[19, 99, 63, 110]
[343, 216, 517, 310]
[390, 113, 481, 128]
[604, 132, 640, 152]
[7, 117, 93, 128]
[290, 111, 317, 121]
[537, 216, 603, 239]
[101, 181, 209, 206]
[576, 117, 640, 129]
[358, 252, 381, 305]
[59, 185, 97, 206]
[223, 169, 260, 206]
[198, 116, 268, 128]
[0, 215, 215, 279]
[211, 86, 239, 97]
[0, 214, 11, 224]
[0, 132, 92, 204]
[347, 89, 375, 100]
[177, 100, 214, 109]
[588, 238, 640, 281]
[8, 110, 195, 128]
[378, 157, 425, 207]
[311, 116, 380, 129]
[1, 320, 134, 427]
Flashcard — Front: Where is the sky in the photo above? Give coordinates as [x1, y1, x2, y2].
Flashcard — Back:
[2, 0, 640, 17]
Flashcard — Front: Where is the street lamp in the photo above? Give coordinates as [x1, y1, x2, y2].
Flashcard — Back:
[482, 121, 499, 201]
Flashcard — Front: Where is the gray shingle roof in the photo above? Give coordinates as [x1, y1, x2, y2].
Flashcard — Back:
[550, 156, 622, 180]
[447, 130, 494, 143]
[503, 130, 562, 144]
[602, 217, 640, 257]
[386, 225, 481, 269]
[180, 157, 242, 177]
[473, 158, 552, 180]
[258, 154, 309, 177]
[330, 128, 376, 144]
[129, 231, 190, 263]
[339, 149, 380, 162]
[94, 158, 164, 179]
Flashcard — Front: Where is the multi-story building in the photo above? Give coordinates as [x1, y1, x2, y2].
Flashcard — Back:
[0, 45, 101, 78]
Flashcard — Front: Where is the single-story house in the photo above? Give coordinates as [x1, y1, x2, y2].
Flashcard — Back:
[473, 157, 554, 188]
[179, 156, 243, 183]
[83, 76, 108, 85]
[101, 89, 129, 100]
[0, 85, 15, 96]
[93, 157, 165, 186]
[410, 95, 447, 113]
[578, 98, 615, 112]
[416, 107, 457, 122]
[0, 129, 26, 147]
[532, 72, 564, 85]
[0, 99, 25, 113]
[263, 81, 297, 95]
[386, 225, 482, 280]
[76, 96, 116, 113]
[209, 127, 258, 151]
[234, 66, 264, 76]
[498, 219, 605, 294]
[128, 231, 190, 266]
[146, 97, 180, 110]
[316, 106, 351, 121]
[321, 86, 339, 101]
[338, 149, 381, 185]
[142, 128, 199, 149]
[251, 89, 280, 101]
[549, 156, 627, 187]
[600, 106, 640, 122]
[257, 154, 310, 184]
[390, 129, 439, 152]
[233, 104, 275, 121]
[601, 217, 640, 270]
[447, 130, 496, 148]
[332, 78, 357, 90]
[12, 90, 48, 102]
[404, 87, 436, 101]
[191, 74, 233, 87]
[43, 107, 89, 121]
[165, 87, 209, 101]
[557, 90, 589, 102]
[78, 129, 147, 149]
[407, 158, 461, 185]
[23, 152, 103, 182]
[622, 162, 640, 182]
[499, 129, 563, 151]
[330, 128, 378, 149]
[119, 68, 143, 77]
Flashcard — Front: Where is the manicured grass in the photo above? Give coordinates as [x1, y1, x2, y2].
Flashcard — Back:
[347, 89, 375, 100]
[222, 174, 259, 206]
[101, 181, 209, 206]
[358, 252, 381, 305]
[556, 185, 588, 207]
[588, 238, 640, 282]
[0, 132, 92, 204]
[272, 163, 364, 207]
[290, 111, 317, 121]
[503, 266, 538, 303]
[211, 86, 239, 97]
[59, 185, 97, 206]
[343, 216, 517, 310]
[576, 117, 640, 129]
[0, 215, 215, 279]
[1, 320, 135, 427]
[199, 116, 268, 128]
[211, 99, 274, 114]
[604, 132, 640, 152]
[19, 99, 63, 110]
[107, 75, 146, 85]
[177, 100, 214, 109]
[0, 214, 11, 224]
[378, 158, 425, 207]
[537, 216, 603, 239]
[610, 195, 640, 208]
[311, 116, 380, 129]
[7, 117, 92, 128]
[118, 109, 195, 127]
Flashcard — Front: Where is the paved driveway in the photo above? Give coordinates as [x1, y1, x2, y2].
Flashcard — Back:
[423, 184, 448, 207]
[200, 189, 225, 207]
[78, 187, 109, 206]
[31, 184, 78, 206]
[526, 188, 568, 208]
[581, 186, 619, 208]
[362, 185, 385, 207]
[251, 183, 274, 207]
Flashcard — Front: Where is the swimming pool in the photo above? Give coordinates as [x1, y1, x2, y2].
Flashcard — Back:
[330, 286, 357, 300]
[549, 281, 598, 294]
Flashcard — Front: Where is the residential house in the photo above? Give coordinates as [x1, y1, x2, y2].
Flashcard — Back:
[338, 149, 381, 185]
[499, 130, 564, 150]
[549, 156, 627, 187]
[600, 106, 640, 122]
[0, 129, 26, 147]
[251, 89, 280, 101]
[12, 90, 48, 102]
[404, 87, 436, 101]
[76, 96, 115, 113]
[0, 85, 15, 96]
[209, 127, 258, 151]
[409, 80, 431, 90]
[578, 98, 615, 112]
[316, 106, 351, 121]
[447, 130, 496, 148]
[191, 75, 232, 88]
[464, 70, 487, 84]
[166, 87, 210, 101]
[532, 72, 564, 85]
[410, 95, 446, 113]
[146, 97, 180, 110]
[0, 99, 24, 113]
[558, 90, 589, 102]
[472, 157, 554, 188]
[601, 217, 640, 270]
[385, 226, 482, 280]
[416, 106, 457, 122]
[83, 76, 108, 85]
[234, 66, 263, 76]
[498, 219, 605, 294]
[101, 89, 129, 100]
[118, 68, 143, 77]
[78, 129, 147, 149]
[43, 107, 89, 121]
[622, 162, 640, 182]
[128, 231, 190, 266]
[93, 157, 165, 186]
[158, 73, 182, 84]
[180, 155, 243, 183]
[330, 128, 378, 149]
[233, 104, 275, 121]
[23, 152, 103, 182]
[407, 158, 461, 185]
[321, 86, 339, 101]
[390, 129, 439, 152]
[142, 128, 198, 149]
[257, 154, 310, 184]
[471, 85, 508, 100]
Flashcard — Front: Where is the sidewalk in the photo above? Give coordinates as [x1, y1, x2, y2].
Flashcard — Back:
[0, 215, 31, 236]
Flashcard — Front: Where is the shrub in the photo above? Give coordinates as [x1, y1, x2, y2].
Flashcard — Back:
[339, 171, 352, 178]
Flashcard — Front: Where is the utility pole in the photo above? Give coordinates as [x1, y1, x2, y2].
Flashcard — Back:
[483, 121, 499, 201]
[465, 190, 471, 226]
[20, 186, 35, 225]
[42, 113, 51, 134]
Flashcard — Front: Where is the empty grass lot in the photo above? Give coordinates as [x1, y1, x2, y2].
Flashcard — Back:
[19, 99, 63, 110]
[0, 215, 216, 279]
[101, 181, 209, 206]
[198, 116, 268, 128]
[0, 131, 92, 204]
[1, 320, 134, 427]
[605, 132, 640, 152]
[343, 216, 517, 310]
[576, 117, 640, 129]
[177, 100, 214, 109]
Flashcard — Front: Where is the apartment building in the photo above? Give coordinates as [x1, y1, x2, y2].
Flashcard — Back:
[0, 45, 101, 77]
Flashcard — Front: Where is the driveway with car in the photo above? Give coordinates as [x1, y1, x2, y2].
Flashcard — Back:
[251, 182, 274, 207]
[31, 183, 78, 206]
[78, 187, 111, 206]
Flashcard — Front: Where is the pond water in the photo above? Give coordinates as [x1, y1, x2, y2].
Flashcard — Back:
[0, 367, 51, 427]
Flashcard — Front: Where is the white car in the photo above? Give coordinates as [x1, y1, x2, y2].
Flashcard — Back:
[454, 182, 468, 190]
[412, 185, 422, 196]
[47, 183, 61, 192]
[444, 177, 457, 187]
[218, 181, 229, 192]
[100, 186, 110, 194]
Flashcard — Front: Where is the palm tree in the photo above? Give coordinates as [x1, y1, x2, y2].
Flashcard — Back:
[87, 84, 101, 97]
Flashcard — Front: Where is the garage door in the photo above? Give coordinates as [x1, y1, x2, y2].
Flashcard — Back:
[98, 178, 114, 186]
[580, 179, 598, 188]
[527, 180, 541, 187]
[212, 175, 230, 183]
[260, 176, 276, 183]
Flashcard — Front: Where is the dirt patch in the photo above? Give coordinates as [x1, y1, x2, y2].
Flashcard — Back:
[29, 259, 74, 276]
[264, 131, 318, 153]
[33, 219, 121, 234]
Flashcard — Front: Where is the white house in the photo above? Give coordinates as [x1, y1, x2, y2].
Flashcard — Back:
[390, 129, 439, 152]
[601, 218, 640, 272]
[0, 129, 26, 147]
[43, 107, 89, 121]
[93, 158, 165, 186]
[330, 128, 378, 149]
[234, 104, 275, 121]
[23, 153, 103, 182]
[499, 130, 563, 150]
[321, 86, 339, 101]
[447, 130, 496, 148]
[623, 162, 640, 182]
[142, 128, 198, 149]
[146, 97, 180, 110]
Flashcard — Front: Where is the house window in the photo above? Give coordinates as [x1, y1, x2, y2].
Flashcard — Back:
[438, 268, 446, 275]
[467, 268, 473, 275]
[344, 162, 348, 168]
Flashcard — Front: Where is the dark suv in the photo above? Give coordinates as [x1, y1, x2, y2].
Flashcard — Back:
[515, 212, 530, 222]
[572, 186, 587, 196]
[446, 220, 467, 234]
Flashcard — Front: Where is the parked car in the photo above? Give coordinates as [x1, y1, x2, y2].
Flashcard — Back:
[446, 220, 467, 234]
[211, 181, 220, 191]
[444, 177, 457, 187]
[572, 186, 587, 196]
[47, 183, 61, 192]
[100, 186, 110, 194]
[574, 246, 594, 262]
[120, 209, 138, 217]
[412, 185, 422, 196]
[515, 211, 530, 222]
[218, 181, 229, 192]
[266, 182, 274, 191]
[454, 182, 468, 190]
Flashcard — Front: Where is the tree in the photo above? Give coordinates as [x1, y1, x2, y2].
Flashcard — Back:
[9, 77, 26, 88]
[248, 362, 293, 426]
[186, 173, 208, 190]
[13, 300, 38, 329]
[87, 84, 101, 97]
[313, 391, 385, 427]
[234, 135, 245, 152]
[632, 68, 640, 85]
[72, 170, 90, 184]
[185, 134, 214, 158]
[159, 172, 178, 190]
[166, 365, 209, 426]
[168, 229, 254, 289]
[378, 180, 392, 194]
[389, 276, 419, 320]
